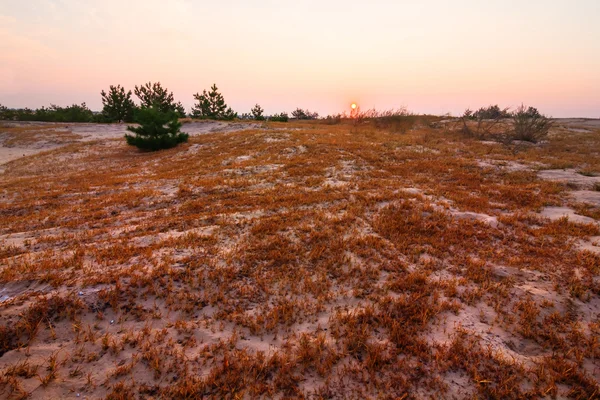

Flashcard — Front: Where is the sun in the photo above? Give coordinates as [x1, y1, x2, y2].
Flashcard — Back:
[351, 103, 357, 109]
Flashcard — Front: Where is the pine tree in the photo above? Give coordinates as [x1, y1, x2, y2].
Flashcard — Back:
[100, 85, 136, 122]
[134, 82, 186, 118]
[251, 104, 265, 120]
[191, 84, 236, 120]
[125, 107, 189, 151]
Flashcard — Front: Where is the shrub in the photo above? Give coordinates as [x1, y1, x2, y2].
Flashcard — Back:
[101, 85, 136, 123]
[0, 103, 95, 122]
[472, 104, 511, 120]
[125, 107, 189, 151]
[509, 104, 553, 143]
[251, 104, 265, 121]
[323, 114, 342, 125]
[459, 107, 508, 140]
[191, 84, 237, 120]
[269, 113, 289, 122]
[0, 104, 10, 120]
[372, 108, 415, 133]
[134, 82, 186, 118]
[291, 108, 318, 120]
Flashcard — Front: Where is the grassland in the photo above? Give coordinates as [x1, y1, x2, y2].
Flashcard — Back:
[0, 117, 599, 399]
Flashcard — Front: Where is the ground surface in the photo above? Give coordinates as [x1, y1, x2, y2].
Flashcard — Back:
[0, 118, 599, 399]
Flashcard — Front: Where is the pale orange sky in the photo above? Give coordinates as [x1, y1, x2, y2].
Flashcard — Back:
[1, 0, 599, 117]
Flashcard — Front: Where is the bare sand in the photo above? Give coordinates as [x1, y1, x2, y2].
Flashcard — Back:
[0, 121, 262, 167]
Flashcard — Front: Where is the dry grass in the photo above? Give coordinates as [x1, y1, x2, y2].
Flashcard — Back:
[0, 119, 599, 398]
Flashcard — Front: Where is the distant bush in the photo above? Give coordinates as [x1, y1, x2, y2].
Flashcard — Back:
[459, 104, 553, 144]
[372, 108, 415, 133]
[323, 114, 342, 125]
[471, 105, 511, 120]
[251, 104, 265, 121]
[134, 82, 186, 118]
[125, 107, 189, 151]
[459, 107, 508, 139]
[269, 113, 289, 122]
[101, 85, 136, 123]
[0, 103, 95, 123]
[0, 104, 12, 120]
[191, 84, 237, 120]
[349, 108, 416, 133]
[291, 108, 319, 120]
[509, 104, 553, 143]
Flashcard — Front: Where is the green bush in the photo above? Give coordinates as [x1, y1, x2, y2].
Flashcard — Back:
[134, 82, 186, 118]
[0, 103, 95, 122]
[125, 107, 189, 151]
[251, 104, 265, 121]
[291, 108, 318, 120]
[101, 85, 136, 122]
[510, 104, 553, 143]
[323, 114, 342, 125]
[191, 84, 237, 120]
[269, 113, 289, 122]
[472, 105, 511, 120]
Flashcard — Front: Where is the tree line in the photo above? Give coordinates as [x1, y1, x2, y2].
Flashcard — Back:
[0, 82, 293, 123]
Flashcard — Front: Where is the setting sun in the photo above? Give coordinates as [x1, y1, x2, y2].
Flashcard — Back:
[351, 103, 357, 109]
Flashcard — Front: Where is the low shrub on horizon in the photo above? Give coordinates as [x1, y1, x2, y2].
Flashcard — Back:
[269, 112, 289, 122]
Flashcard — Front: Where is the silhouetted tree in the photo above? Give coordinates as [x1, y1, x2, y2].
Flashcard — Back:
[191, 84, 237, 120]
[292, 108, 319, 120]
[251, 104, 265, 120]
[101, 85, 136, 123]
[134, 82, 186, 118]
[269, 112, 289, 122]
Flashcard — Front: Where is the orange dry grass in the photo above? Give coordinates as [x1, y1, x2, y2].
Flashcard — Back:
[0, 120, 599, 398]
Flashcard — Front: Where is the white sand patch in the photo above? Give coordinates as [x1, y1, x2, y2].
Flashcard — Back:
[539, 206, 598, 225]
[429, 305, 541, 364]
[401, 145, 440, 154]
[0, 121, 259, 168]
[477, 159, 539, 172]
[555, 118, 600, 130]
[322, 178, 349, 188]
[450, 210, 499, 228]
[577, 236, 600, 255]
[222, 210, 265, 223]
[569, 190, 600, 207]
[284, 145, 307, 156]
[538, 169, 600, 189]
[479, 140, 500, 146]
[0, 147, 55, 167]
[131, 225, 218, 246]
[400, 187, 423, 195]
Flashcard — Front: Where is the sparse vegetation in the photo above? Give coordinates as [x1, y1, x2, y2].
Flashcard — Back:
[269, 112, 289, 122]
[0, 115, 599, 398]
[291, 108, 319, 120]
[0, 103, 96, 122]
[509, 103, 554, 143]
[459, 106, 509, 140]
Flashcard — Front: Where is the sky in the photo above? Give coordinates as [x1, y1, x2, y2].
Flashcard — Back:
[1, 0, 599, 117]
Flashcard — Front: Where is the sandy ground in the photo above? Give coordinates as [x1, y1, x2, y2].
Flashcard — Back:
[0, 121, 262, 166]
[0, 118, 599, 398]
